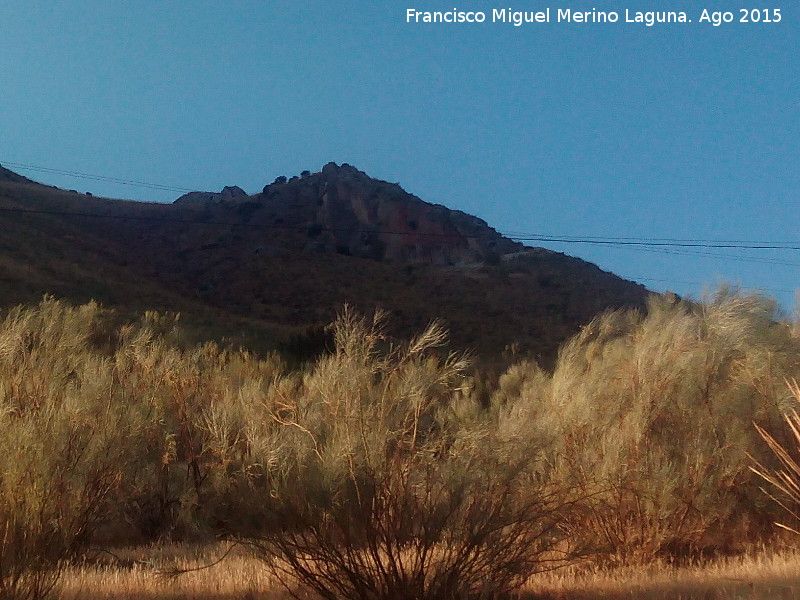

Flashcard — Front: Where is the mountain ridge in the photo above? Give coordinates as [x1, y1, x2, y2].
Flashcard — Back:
[0, 162, 649, 364]
[175, 162, 524, 266]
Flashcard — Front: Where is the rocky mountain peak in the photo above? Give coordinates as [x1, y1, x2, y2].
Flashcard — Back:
[174, 185, 248, 206]
[267, 163, 523, 264]
[174, 163, 525, 265]
[0, 161, 650, 362]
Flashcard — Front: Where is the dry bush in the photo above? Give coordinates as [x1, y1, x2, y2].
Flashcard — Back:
[0, 296, 287, 599]
[8, 286, 800, 598]
[105, 312, 285, 542]
[752, 379, 800, 534]
[496, 289, 800, 565]
[0, 298, 133, 599]
[235, 308, 581, 600]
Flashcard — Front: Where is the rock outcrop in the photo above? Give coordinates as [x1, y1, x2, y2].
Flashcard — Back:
[174, 185, 248, 206]
[175, 163, 523, 265]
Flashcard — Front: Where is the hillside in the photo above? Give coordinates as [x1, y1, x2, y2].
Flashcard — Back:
[0, 162, 649, 363]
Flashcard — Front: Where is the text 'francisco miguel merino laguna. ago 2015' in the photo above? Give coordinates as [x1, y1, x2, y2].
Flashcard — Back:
[405, 8, 691, 26]
[404, 8, 783, 27]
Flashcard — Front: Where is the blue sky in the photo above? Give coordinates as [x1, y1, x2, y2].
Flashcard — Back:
[1, 1, 797, 309]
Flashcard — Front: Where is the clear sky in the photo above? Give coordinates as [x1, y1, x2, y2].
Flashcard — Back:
[1, 2, 797, 309]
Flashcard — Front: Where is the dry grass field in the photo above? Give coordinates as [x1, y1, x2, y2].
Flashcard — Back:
[528, 550, 800, 599]
[60, 544, 282, 599]
[56, 544, 800, 600]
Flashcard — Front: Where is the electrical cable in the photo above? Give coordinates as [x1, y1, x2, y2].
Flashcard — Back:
[2, 159, 797, 295]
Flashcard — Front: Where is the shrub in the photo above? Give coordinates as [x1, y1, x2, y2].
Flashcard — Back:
[108, 325, 284, 542]
[8, 285, 800, 597]
[0, 297, 287, 566]
[752, 379, 800, 534]
[236, 308, 580, 600]
[496, 290, 800, 564]
[0, 298, 133, 599]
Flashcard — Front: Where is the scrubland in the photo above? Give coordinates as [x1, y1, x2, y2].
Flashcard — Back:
[3, 291, 800, 599]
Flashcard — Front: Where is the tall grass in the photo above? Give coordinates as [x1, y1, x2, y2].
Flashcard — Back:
[0, 297, 285, 598]
[0, 298, 133, 599]
[235, 308, 582, 599]
[2, 289, 800, 598]
[493, 290, 800, 563]
[752, 379, 800, 535]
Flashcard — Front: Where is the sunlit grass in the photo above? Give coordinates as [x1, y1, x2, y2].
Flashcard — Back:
[54, 544, 800, 600]
[526, 547, 800, 599]
[60, 544, 286, 600]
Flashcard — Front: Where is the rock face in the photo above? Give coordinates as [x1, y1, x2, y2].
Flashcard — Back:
[175, 163, 523, 265]
[174, 185, 248, 206]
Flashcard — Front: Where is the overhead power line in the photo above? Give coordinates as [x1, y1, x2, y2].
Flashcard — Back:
[0, 203, 796, 272]
[1, 204, 793, 295]
[0, 203, 798, 253]
[511, 235, 800, 251]
[627, 244, 800, 268]
[502, 231, 799, 245]
[0, 205, 511, 237]
[631, 277, 797, 296]
[1, 160, 194, 193]
[2, 158, 798, 281]
[3, 158, 799, 248]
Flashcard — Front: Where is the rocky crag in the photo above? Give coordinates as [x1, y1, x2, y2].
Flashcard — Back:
[175, 162, 523, 265]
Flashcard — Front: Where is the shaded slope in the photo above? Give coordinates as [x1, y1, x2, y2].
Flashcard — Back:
[0, 164, 649, 362]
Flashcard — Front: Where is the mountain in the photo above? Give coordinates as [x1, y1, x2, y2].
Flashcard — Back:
[0, 162, 649, 364]
[175, 162, 523, 265]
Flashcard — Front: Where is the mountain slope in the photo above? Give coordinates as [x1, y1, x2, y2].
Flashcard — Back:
[0, 162, 649, 363]
[0, 164, 35, 184]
